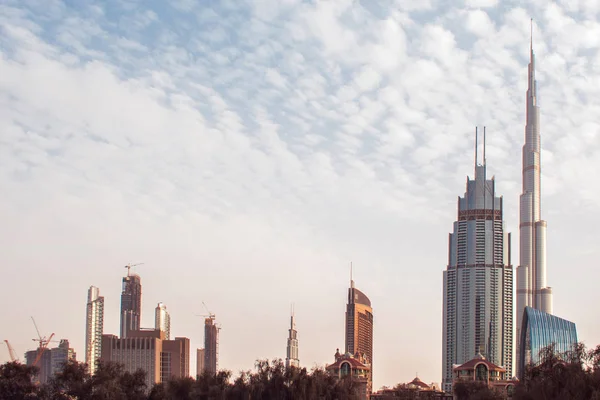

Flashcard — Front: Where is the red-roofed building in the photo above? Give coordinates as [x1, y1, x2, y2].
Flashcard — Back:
[452, 352, 516, 398]
[326, 349, 370, 400]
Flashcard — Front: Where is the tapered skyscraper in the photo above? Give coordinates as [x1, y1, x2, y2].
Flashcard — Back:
[85, 286, 104, 374]
[442, 131, 513, 392]
[345, 272, 373, 393]
[517, 22, 552, 376]
[120, 272, 142, 338]
[285, 306, 299, 368]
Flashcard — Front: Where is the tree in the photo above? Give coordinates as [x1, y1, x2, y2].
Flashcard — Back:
[0, 362, 38, 400]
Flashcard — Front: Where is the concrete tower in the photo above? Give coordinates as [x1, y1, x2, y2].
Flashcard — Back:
[85, 286, 104, 374]
[285, 305, 299, 368]
[442, 129, 514, 392]
[204, 318, 218, 375]
[120, 272, 142, 339]
[517, 20, 552, 377]
[155, 302, 171, 340]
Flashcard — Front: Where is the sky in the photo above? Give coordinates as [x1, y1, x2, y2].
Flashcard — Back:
[1, 0, 600, 390]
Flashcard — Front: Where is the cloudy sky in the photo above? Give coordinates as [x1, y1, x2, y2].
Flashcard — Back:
[2, 0, 600, 389]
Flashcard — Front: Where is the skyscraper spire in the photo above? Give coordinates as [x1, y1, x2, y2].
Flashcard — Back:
[285, 305, 299, 369]
[517, 18, 552, 376]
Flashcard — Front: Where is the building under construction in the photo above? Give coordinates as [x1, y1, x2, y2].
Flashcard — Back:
[204, 318, 218, 374]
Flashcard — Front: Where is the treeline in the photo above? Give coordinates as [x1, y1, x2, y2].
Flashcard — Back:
[0, 358, 361, 400]
[454, 343, 600, 400]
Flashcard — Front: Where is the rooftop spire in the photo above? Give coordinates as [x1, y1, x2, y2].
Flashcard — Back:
[528, 19, 536, 99]
[350, 262, 354, 288]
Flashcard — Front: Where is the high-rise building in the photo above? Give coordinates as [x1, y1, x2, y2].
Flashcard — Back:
[196, 348, 205, 376]
[285, 306, 299, 368]
[442, 134, 514, 392]
[85, 286, 104, 374]
[25, 339, 76, 384]
[517, 25, 553, 375]
[204, 318, 218, 374]
[120, 272, 142, 338]
[204, 317, 219, 374]
[345, 276, 373, 393]
[155, 302, 171, 340]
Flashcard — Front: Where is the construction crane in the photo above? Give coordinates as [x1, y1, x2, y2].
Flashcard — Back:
[31, 317, 56, 367]
[3, 340, 19, 362]
[124, 262, 144, 276]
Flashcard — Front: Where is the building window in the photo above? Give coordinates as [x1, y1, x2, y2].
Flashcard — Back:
[341, 362, 351, 377]
[476, 364, 488, 381]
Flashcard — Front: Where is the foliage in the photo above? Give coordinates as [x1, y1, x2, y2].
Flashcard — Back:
[0, 358, 360, 400]
[453, 380, 503, 400]
[513, 342, 600, 400]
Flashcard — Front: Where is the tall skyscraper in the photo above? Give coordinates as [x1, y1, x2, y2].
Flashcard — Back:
[204, 318, 218, 374]
[517, 25, 553, 373]
[285, 306, 299, 368]
[155, 302, 171, 340]
[85, 286, 104, 374]
[345, 274, 373, 392]
[442, 132, 514, 392]
[120, 272, 142, 338]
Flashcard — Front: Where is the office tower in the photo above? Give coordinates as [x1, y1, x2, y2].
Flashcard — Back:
[517, 25, 553, 375]
[204, 318, 218, 374]
[285, 306, 299, 368]
[25, 339, 76, 384]
[442, 131, 513, 392]
[120, 272, 142, 338]
[518, 307, 577, 379]
[345, 274, 373, 392]
[155, 302, 171, 340]
[85, 286, 104, 374]
[51, 340, 76, 376]
[101, 330, 190, 389]
[196, 348, 205, 376]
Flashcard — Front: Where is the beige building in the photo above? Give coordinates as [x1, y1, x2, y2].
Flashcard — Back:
[452, 352, 516, 398]
[101, 329, 190, 390]
[196, 348, 205, 376]
[326, 349, 370, 400]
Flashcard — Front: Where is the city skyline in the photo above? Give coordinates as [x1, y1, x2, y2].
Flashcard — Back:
[2, 1, 600, 390]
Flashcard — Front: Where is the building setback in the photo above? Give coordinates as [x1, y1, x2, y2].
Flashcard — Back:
[442, 136, 514, 392]
[85, 286, 104, 374]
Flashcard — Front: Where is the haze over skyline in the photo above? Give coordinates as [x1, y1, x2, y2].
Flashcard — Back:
[2, 0, 600, 390]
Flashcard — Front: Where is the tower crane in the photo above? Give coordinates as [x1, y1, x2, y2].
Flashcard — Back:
[31, 317, 57, 367]
[125, 262, 144, 276]
[3, 340, 19, 362]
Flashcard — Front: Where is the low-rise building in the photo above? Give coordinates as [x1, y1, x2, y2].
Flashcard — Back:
[326, 349, 370, 400]
[452, 352, 516, 398]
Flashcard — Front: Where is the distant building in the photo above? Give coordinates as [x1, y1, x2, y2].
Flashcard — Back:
[285, 308, 299, 368]
[345, 277, 373, 392]
[326, 349, 370, 400]
[25, 339, 76, 384]
[371, 377, 450, 399]
[85, 286, 104, 374]
[121, 273, 142, 338]
[452, 352, 516, 398]
[518, 306, 578, 379]
[196, 348, 205, 376]
[155, 302, 171, 340]
[204, 318, 218, 374]
[101, 330, 190, 390]
[442, 135, 514, 392]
